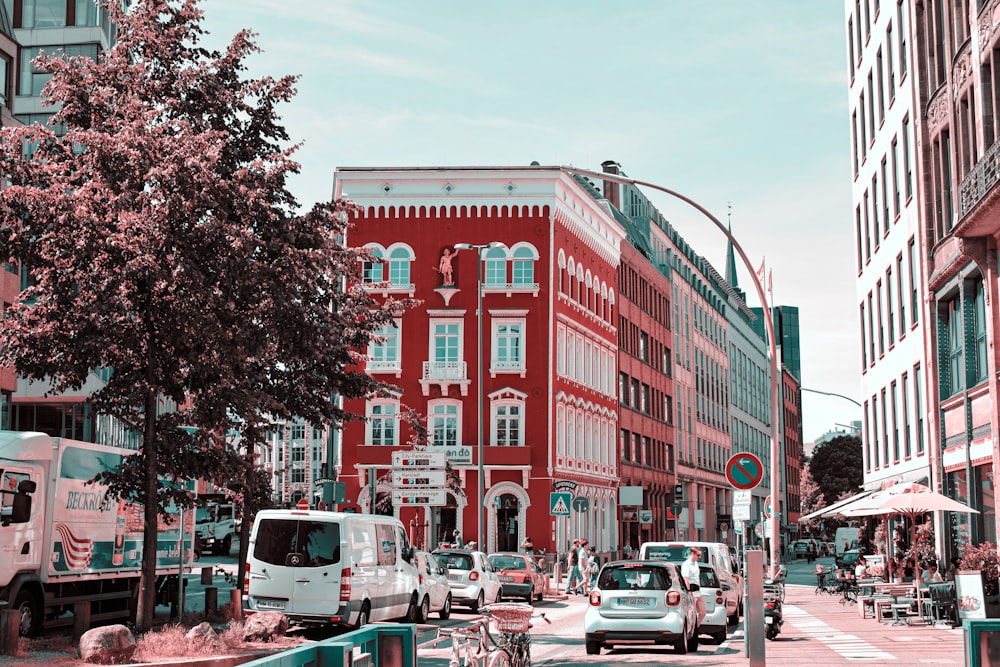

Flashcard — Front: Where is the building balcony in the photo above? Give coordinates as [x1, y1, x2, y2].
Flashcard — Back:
[490, 359, 526, 378]
[367, 359, 402, 377]
[958, 138, 1000, 232]
[419, 361, 471, 396]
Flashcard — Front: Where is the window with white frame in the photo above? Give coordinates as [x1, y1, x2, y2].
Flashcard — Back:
[368, 320, 401, 372]
[387, 245, 414, 287]
[362, 245, 384, 283]
[429, 401, 460, 448]
[484, 246, 507, 286]
[367, 398, 399, 446]
[432, 321, 462, 363]
[490, 389, 526, 446]
[511, 245, 537, 285]
[491, 314, 526, 373]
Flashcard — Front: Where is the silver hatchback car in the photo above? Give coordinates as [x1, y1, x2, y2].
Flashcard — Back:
[584, 560, 700, 655]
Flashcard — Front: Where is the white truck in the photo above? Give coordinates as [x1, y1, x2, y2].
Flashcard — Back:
[195, 499, 238, 557]
[0, 430, 194, 636]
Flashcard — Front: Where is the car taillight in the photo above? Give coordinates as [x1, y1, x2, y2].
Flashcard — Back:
[340, 568, 352, 602]
[589, 591, 601, 606]
[716, 589, 724, 604]
[666, 590, 681, 606]
[470, 571, 480, 581]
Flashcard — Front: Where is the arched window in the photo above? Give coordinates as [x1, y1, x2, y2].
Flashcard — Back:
[512, 245, 536, 285]
[484, 246, 507, 286]
[428, 400, 461, 448]
[387, 245, 414, 286]
[362, 245, 385, 283]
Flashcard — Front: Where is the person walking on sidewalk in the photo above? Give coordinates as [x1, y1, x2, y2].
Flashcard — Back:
[576, 540, 592, 595]
[681, 546, 706, 626]
[564, 540, 582, 594]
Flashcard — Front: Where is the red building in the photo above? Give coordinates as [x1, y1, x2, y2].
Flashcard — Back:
[333, 166, 625, 556]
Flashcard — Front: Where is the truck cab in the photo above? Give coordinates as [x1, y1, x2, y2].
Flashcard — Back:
[195, 502, 237, 557]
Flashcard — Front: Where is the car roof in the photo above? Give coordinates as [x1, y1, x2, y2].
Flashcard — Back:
[490, 552, 528, 557]
[606, 559, 676, 569]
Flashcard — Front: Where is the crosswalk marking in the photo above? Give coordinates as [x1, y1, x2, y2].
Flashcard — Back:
[784, 605, 897, 661]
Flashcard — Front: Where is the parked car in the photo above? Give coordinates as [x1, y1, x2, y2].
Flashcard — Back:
[488, 552, 549, 602]
[835, 548, 862, 570]
[415, 550, 452, 621]
[639, 541, 742, 623]
[697, 564, 729, 645]
[433, 548, 503, 611]
[585, 560, 700, 656]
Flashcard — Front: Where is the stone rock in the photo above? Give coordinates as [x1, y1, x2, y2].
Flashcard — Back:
[79, 624, 136, 664]
[186, 622, 227, 653]
[242, 611, 289, 642]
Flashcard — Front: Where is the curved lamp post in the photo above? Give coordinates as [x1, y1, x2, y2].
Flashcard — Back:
[559, 166, 783, 577]
[453, 241, 502, 550]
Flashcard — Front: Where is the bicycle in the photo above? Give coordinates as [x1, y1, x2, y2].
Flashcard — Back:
[481, 603, 549, 667]
[441, 618, 510, 667]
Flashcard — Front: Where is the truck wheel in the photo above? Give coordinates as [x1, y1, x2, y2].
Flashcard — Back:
[14, 590, 41, 637]
[355, 601, 370, 629]
[219, 535, 232, 555]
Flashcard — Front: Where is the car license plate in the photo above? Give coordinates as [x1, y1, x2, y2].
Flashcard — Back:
[499, 576, 514, 582]
[447, 573, 461, 581]
[620, 597, 651, 607]
[257, 600, 285, 610]
[765, 616, 774, 624]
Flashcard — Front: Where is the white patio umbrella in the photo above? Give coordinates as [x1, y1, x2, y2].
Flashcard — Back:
[841, 482, 978, 620]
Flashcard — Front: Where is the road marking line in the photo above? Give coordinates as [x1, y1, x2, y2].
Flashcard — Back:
[784, 605, 896, 661]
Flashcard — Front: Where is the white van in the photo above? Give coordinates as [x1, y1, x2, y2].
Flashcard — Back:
[244, 510, 421, 628]
[639, 541, 743, 623]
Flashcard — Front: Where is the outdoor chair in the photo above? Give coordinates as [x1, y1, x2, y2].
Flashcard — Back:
[922, 582, 956, 626]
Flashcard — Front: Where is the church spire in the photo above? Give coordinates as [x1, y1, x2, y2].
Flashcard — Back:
[724, 202, 739, 289]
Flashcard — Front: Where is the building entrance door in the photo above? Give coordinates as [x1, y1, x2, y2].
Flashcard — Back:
[497, 493, 519, 552]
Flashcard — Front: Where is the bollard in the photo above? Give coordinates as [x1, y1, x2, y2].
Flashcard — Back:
[205, 587, 218, 614]
[201, 566, 213, 586]
[73, 601, 91, 642]
[0, 610, 18, 656]
[229, 589, 243, 621]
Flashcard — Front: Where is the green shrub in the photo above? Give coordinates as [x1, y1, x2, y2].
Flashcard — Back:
[959, 542, 1000, 597]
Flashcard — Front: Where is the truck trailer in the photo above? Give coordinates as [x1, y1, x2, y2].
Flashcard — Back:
[0, 430, 194, 636]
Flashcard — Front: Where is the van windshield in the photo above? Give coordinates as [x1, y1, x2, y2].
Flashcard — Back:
[255, 519, 341, 567]
[644, 545, 706, 564]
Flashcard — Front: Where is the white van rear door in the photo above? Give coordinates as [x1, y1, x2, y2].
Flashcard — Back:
[250, 516, 342, 615]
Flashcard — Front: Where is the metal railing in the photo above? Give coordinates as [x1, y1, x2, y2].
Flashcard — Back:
[422, 360, 468, 380]
[241, 624, 416, 667]
[959, 137, 1000, 220]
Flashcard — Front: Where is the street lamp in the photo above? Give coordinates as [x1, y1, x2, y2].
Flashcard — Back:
[453, 241, 502, 550]
[558, 166, 784, 577]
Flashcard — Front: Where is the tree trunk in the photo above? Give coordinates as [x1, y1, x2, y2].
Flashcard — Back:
[136, 390, 160, 632]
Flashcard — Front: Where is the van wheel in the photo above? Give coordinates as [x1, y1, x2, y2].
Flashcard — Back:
[355, 601, 370, 629]
[439, 593, 452, 620]
[416, 595, 430, 623]
[14, 590, 42, 637]
[404, 593, 420, 623]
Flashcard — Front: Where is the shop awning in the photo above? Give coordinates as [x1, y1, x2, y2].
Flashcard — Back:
[799, 489, 874, 522]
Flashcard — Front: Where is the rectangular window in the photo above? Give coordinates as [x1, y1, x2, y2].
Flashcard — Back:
[902, 372, 912, 458]
[908, 238, 919, 323]
[639, 331, 648, 362]
[886, 267, 895, 345]
[864, 191, 872, 259]
[903, 115, 914, 198]
[432, 322, 460, 362]
[860, 301, 868, 368]
[23, 0, 66, 28]
[946, 297, 964, 396]
[877, 48, 885, 123]
[891, 380, 900, 462]
[867, 72, 875, 141]
[973, 280, 988, 383]
[872, 174, 880, 243]
[871, 393, 880, 468]
[876, 280, 885, 356]
[20, 44, 97, 97]
[864, 399, 871, 471]
[370, 403, 397, 446]
[631, 378, 640, 409]
[881, 158, 889, 228]
[896, 253, 906, 332]
[898, 1, 908, 80]
[860, 91, 868, 159]
[887, 23, 896, 99]
[868, 292, 875, 363]
[915, 363, 925, 453]
[852, 111, 860, 175]
[881, 387, 889, 466]
[495, 404, 522, 446]
[641, 383, 650, 415]
[891, 136, 901, 217]
[492, 320, 525, 371]
[369, 321, 400, 371]
[848, 18, 856, 80]
[430, 403, 459, 448]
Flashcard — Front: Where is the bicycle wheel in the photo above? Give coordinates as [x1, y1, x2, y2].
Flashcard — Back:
[508, 637, 530, 667]
[486, 648, 512, 667]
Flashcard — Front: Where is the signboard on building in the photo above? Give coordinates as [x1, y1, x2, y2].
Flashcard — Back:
[619, 485, 644, 506]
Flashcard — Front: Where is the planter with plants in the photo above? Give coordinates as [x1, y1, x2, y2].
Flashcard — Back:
[959, 542, 1000, 617]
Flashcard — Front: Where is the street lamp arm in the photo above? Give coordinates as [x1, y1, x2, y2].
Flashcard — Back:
[801, 387, 863, 408]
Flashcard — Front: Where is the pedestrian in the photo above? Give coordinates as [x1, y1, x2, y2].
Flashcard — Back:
[521, 536, 534, 554]
[681, 546, 706, 625]
[564, 540, 582, 594]
[623, 543, 633, 559]
[587, 546, 599, 590]
[577, 540, 591, 595]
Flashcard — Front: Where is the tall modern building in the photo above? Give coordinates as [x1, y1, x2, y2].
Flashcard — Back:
[845, 0, 934, 507]
[845, 0, 1000, 560]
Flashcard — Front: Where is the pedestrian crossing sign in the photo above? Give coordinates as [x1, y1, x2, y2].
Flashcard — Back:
[550, 492, 571, 516]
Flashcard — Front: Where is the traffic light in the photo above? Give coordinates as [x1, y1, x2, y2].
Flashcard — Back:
[674, 484, 684, 501]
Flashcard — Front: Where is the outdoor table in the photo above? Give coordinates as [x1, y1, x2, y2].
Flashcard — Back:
[871, 583, 916, 624]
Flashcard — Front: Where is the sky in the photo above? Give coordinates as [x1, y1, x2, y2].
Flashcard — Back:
[198, 0, 860, 443]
